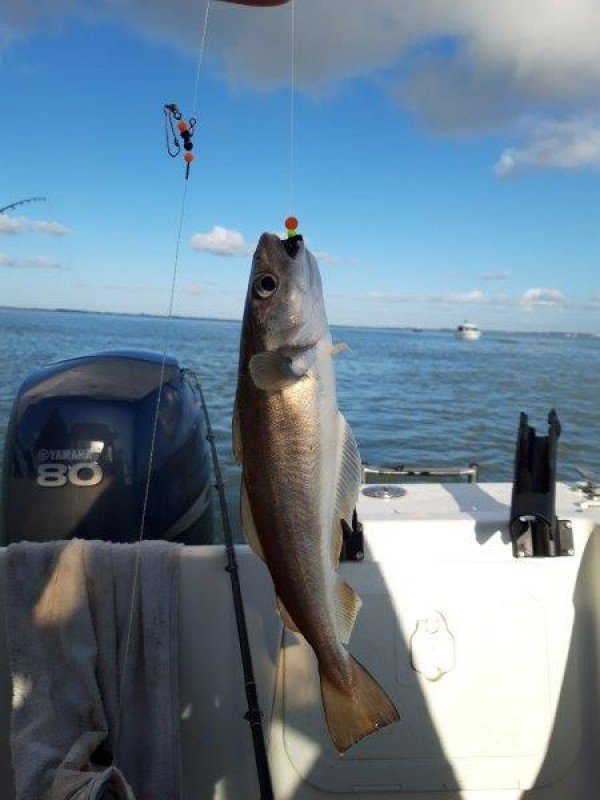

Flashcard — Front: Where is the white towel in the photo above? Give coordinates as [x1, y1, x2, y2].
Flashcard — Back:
[4, 539, 181, 800]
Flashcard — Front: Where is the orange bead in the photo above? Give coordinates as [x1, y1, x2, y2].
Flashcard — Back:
[184, 153, 194, 163]
[285, 216, 299, 231]
[178, 120, 188, 132]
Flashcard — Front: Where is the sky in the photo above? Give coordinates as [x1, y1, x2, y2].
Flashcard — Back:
[1, 0, 600, 332]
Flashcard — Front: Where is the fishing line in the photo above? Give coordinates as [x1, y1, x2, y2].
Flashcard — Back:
[192, 0, 213, 118]
[137, 180, 190, 546]
[288, 0, 296, 218]
[115, 170, 190, 760]
[118, 1, 287, 785]
[138, 9, 212, 545]
[116, 0, 212, 754]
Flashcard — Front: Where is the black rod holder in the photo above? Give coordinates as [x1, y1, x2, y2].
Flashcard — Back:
[509, 410, 572, 558]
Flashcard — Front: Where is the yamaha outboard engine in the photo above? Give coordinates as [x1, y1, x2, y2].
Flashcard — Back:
[2, 350, 213, 545]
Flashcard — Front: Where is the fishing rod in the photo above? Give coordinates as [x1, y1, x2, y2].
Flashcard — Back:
[0, 197, 47, 215]
[190, 371, 275, 800]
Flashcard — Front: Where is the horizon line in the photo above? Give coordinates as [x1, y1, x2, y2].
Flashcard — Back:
[1, 304, 598, 338]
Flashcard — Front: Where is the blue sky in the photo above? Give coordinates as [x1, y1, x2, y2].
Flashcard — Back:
[1, 1, 600, 331]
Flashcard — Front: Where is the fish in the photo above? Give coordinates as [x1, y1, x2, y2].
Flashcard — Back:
[233, 232, 399, 753]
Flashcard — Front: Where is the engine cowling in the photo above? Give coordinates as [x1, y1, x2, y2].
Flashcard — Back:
[2, 350, 213, 545]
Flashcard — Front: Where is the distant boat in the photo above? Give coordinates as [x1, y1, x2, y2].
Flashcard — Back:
[455, 322, 481, 340]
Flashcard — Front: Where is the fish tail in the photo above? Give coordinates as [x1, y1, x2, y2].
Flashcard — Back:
[320, 655, 400, 754]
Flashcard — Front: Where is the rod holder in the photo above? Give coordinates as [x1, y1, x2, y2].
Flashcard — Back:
[509, 410, 572, 558]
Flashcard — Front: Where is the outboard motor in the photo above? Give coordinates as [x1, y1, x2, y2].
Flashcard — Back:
[2, 350, 213, 545]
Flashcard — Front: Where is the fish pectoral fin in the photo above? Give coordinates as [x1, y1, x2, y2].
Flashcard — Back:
[288, 350, 316, 377]
[335, 579, 362, 645]
[241, 480, 265, 561]
[331, 342, 350, 357]
[232, 397, 242, 464]
[249, 352, 304, 391]
[277, 596, 300, 633]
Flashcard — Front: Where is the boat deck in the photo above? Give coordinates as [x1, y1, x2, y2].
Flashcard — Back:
[0, 481, 598, 799]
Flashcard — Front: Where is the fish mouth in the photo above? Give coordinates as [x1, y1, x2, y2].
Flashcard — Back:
[282, 234, 303, 259]
[254, 232, 303, 267]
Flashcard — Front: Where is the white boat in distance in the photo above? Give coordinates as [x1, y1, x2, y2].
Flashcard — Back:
[455, 322, 482, 340]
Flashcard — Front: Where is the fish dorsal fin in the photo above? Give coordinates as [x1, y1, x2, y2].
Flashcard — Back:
[241, 480, 264, 561]
[335, 579, 362, 645]
[232, 396, 242, 464]
[331, 415, 362, 565]
[277, 596, 300, 633]
[249, 352, 304, 391]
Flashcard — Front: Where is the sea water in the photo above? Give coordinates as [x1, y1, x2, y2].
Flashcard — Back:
[1, 308, 599, 540]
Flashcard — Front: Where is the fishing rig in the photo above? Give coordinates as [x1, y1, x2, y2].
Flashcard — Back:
[164, 103, 197, 180]
[152, 2, 297, 798]
[161, 0, 299, 235]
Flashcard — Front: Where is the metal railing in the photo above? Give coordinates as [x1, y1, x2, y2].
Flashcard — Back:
[361, 462, 479, 484]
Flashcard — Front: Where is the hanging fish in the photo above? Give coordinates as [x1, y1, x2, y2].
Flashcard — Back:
[233, 233, 400, 753]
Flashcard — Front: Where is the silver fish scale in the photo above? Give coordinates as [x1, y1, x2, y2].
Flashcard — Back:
[239, 355, 350, 677]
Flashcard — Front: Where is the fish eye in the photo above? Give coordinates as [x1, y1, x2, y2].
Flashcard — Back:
[253, 274, 278, 299]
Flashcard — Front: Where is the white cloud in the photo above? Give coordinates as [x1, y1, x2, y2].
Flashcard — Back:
[495, 119, 600, 177]
[444, 290, 487, 304]
[428, 290, 488, 305]
[396, 2, 600, 133]
[369, 288, 577, 312]
[490, 292, 511, 306]
[0, 214, 71, 236]
[190, 225, 250, 257]
[313, 251, 340, 266]
[521, 287, 564, 309]
[482, 271, 511, 281]
[581, 294, 600, 311]
[370, 289, 493, 306]
[0, 254, 62, 269]
[368, 289, 522, 308]
[0, 217, 26, 235]
[75, 282, 165, 293]
[182, 282, 213, 295]
[368, 291, 413, 304]
[33, 219, 72, 235]
[4, 1, 600, 136]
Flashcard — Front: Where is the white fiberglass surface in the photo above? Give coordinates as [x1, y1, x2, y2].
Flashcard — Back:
[0, 485, 598, 800]
[271, 494, 600, 799]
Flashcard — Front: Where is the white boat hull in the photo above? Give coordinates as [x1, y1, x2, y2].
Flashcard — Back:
[1, 481, 599, 799]
[456, 328, 481, 340]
